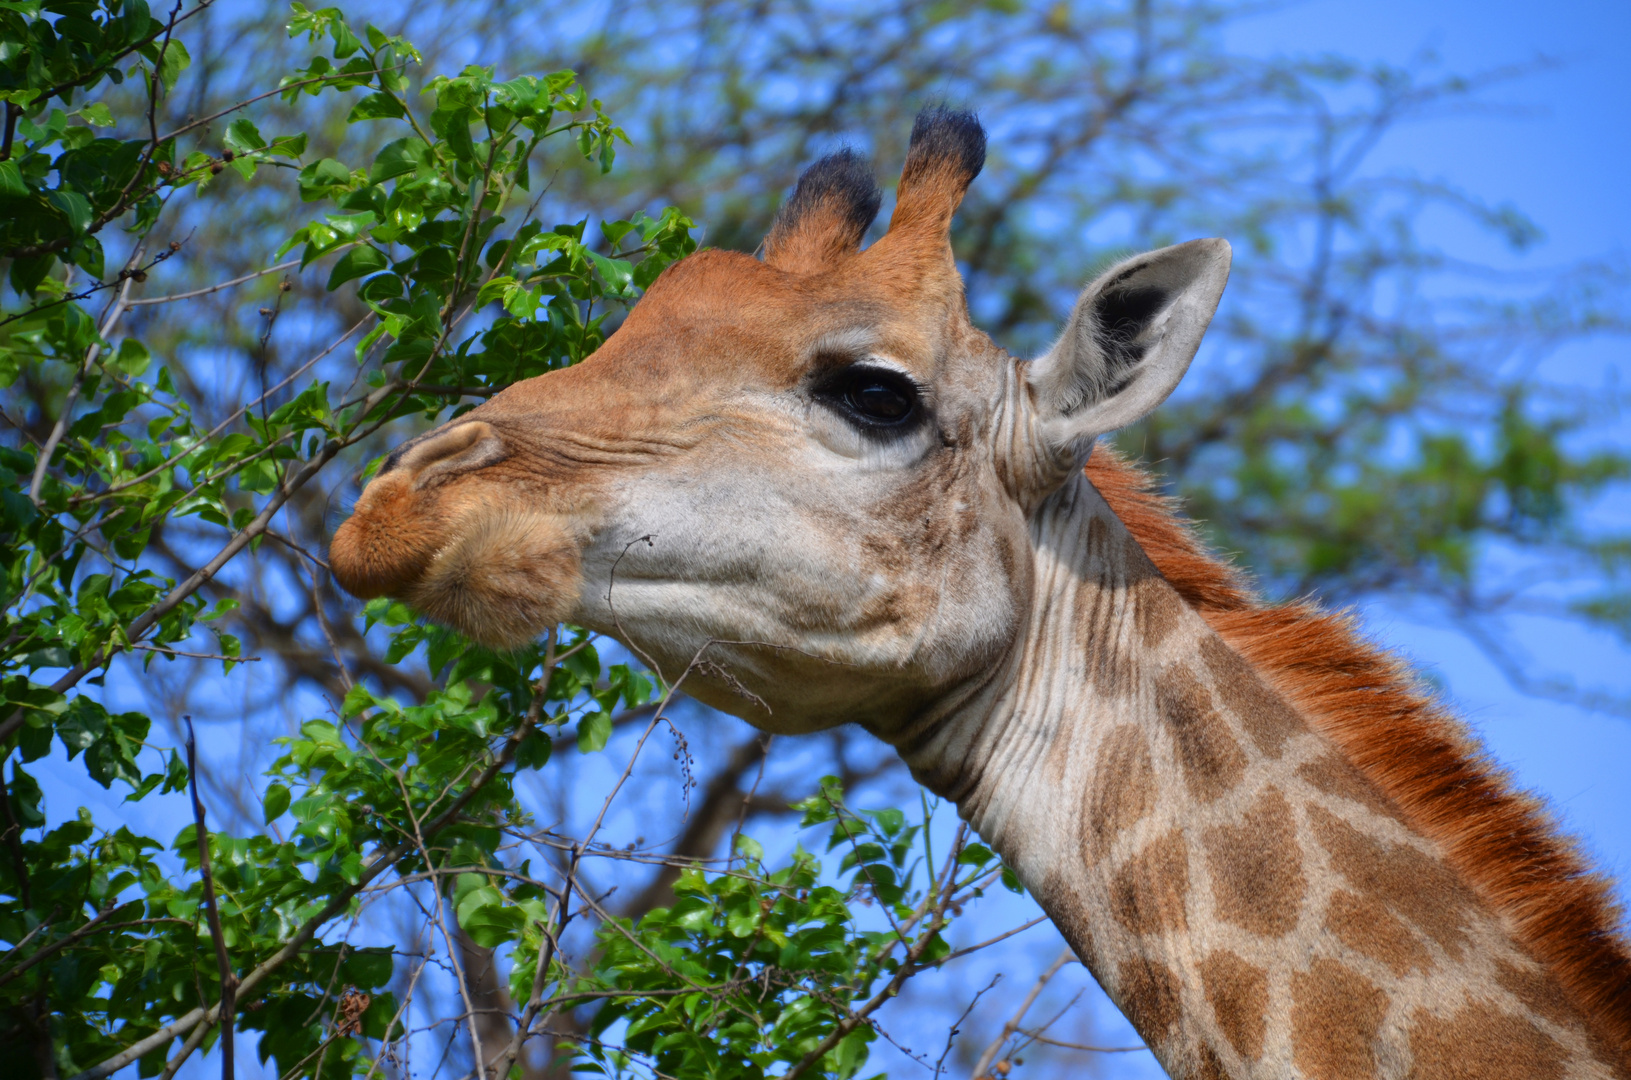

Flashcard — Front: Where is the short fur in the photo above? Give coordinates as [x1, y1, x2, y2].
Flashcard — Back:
[1084, 446, 1631, 1068]
[763, 148, 882, 274]
[888, 106, 986, 235]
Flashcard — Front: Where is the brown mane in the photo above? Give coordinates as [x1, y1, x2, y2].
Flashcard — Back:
[1086, 446, 1631, 1064]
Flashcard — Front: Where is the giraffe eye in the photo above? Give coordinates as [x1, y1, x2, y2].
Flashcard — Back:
[825, 366, 919, 427]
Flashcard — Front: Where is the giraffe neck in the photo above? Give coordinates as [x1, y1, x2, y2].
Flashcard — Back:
[891, 470, 1623, 1080]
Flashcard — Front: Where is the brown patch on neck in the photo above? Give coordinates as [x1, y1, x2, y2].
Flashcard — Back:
[1290, 959, 1388, 1080]
[1116, 955, 1184, 1050]
[1135, 574, 1185, 649]
[1085, 448, 1631, 1067]
[1406, 1001, 1566, 1080]
[1310, 805, 1475, 959]
[1082, 723, 1157, 863]
[1296, 754, 1408, 826]
[1200, 950, 1269, 1060]
[1198, 635, 1302, 757]
[1203, 787, 1306, 937]
[1154, 666, 1247, 803]
[1326, 889, 1434, 977]
[1109, 828, 1191, 935]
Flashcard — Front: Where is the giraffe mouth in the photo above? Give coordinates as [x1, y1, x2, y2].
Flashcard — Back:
[330, 450, 588, 648]
[398, 508, 584, 648]
[329, 469, 446, 601]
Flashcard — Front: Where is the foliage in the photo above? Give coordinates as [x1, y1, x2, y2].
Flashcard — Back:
[2, 2, 1628, 1080]
[0, 4, 953, 1078]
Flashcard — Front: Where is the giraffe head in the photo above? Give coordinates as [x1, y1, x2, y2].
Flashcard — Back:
[329, 109, 1231, 733]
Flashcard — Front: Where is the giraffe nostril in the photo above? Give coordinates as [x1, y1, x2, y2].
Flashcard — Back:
[381, 420, 506, 484]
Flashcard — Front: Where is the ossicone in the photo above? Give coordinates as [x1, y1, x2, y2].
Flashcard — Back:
[886, 106, 986, 237]
[762, 148, 883, 275]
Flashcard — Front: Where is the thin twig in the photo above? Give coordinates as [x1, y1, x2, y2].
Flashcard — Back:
[185, 717, 236, 1080]
[782, 840, 967, 1080]
[69, 313, 371, 505]
[0, 244, 181, 329]
[968, 948, 1076, 1080]
[1016, 1030, 1146, 1054]
[153, 68, 394, 146]
[494, 627, 669, 1077]
[936, 976, 1000, 1080]
[360, 939, 430, 1080]
[933, 915, 1051, 967]
[28, 261, 141, 503]
[129, 259, 300, 305]
[0, 902, 145, 988]
[128, 643, 259, 663]
[2, 372, 407, 748]
[0, 909, 58, 973]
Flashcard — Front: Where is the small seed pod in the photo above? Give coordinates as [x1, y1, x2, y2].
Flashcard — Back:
[132, 270, 147, 283]
[156, 161, 172, 175]
[169, 241, 181, 252]
[221, 149, 235, 162]
[209, 161, 224, 175]
[279, 280, 293, 292]
[994, 1062, 1011, 1076]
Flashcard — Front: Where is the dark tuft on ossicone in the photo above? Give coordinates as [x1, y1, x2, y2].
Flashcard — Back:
[773, 148, 883, 247]
[904, 106, 986, 185]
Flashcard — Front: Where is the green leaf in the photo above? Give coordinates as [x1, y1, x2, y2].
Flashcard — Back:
[442, 109, 475, 163]
[328, 17, 363, 57]
[112, 338, 151, 377]
[79, 103, 115, 127]
[576, 710, 611, 753]
[340, 683, 374, 718]
[369, 137, 428, 183]
[298, 157, 352, 201]
[956, 843, 994, 868]
[515, 728, 552, 769]
[266, 132, 308, 158]
[327, 246, 390, 290]
[326, 210, 377, 240]
[47, 190, 93, 234]
[224, 118, 267, 154]
[588, 251, 633, 295]
[57, 698, 108, 757]
[263, 782, 291, 823]
[154, 39, 191, 94]
[0, 160, 26, 197]
[9, 253, 53, 293]
[347, 92, 405, 123]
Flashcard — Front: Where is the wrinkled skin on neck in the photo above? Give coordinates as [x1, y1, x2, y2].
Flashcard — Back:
[331, 245, 1070, 734]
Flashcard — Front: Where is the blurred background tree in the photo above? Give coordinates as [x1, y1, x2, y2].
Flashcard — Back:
[4, 1, 1627, 1078]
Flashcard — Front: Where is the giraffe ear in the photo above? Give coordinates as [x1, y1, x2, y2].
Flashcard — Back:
[1027, 238, 1231, 448]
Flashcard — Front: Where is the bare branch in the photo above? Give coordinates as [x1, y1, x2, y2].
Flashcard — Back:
[969, 948, 1075, 1080]
[185, 717, 237, 1080]
[129, 259, 302, 306]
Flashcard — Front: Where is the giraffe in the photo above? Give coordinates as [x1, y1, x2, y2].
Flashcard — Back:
[328, 109, 1631, 1079]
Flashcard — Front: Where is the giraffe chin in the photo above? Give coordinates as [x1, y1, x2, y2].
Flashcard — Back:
[398, 509, 584, 650]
